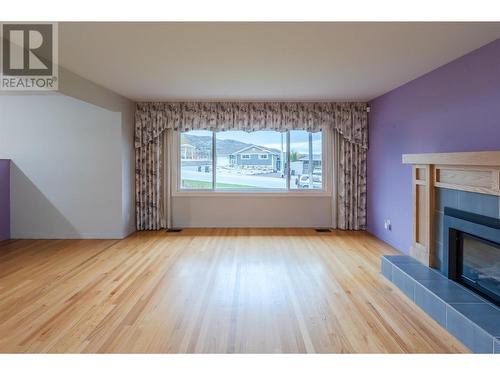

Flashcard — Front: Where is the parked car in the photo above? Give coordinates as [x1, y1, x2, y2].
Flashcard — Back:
[296, 170, 322, 189]
[296, 175, 310, 188]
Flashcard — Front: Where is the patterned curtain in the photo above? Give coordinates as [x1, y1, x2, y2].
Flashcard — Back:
[136, 134, 163, 230]
[337, 136, 367, 230]
[135, 102, 367, 148]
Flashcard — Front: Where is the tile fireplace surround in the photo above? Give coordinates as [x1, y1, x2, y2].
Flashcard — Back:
[381, 151, 500, 353]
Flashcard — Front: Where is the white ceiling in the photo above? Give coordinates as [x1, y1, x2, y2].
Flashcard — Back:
[59, 22, 500, 102]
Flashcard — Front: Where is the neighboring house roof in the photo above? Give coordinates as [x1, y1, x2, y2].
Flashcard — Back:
[181, 143, 196, 149]
[230, 145, 281, 156]
[299, 154, 322, 161]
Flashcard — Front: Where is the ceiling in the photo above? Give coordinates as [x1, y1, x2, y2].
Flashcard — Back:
[58, 22, 500, 102]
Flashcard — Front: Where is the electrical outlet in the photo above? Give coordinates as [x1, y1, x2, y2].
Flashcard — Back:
[384, 219, 392, 231]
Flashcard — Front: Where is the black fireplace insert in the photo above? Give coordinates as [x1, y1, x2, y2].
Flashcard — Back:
[444, 207, 500, 307]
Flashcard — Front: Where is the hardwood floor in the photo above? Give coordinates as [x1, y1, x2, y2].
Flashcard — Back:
[0, 229, 468, 353]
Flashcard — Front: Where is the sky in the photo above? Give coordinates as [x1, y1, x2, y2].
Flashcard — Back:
[187, 130, 322, 154]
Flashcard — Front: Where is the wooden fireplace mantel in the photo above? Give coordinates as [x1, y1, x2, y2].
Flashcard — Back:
[402, 151, 500, 266]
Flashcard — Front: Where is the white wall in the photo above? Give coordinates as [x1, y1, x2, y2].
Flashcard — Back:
[0, 94, 130, 238]
[59, 67, 136, 235]
[172, 196, 331, 228]
[0, 65, 135, 239]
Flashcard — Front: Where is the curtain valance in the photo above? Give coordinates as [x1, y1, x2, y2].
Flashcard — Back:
[135, 101, 368, 149]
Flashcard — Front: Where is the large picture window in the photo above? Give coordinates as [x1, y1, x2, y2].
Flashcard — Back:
[179, 130, 324, 192]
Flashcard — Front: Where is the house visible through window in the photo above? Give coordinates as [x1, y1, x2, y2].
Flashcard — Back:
[179, 130, 323, 191]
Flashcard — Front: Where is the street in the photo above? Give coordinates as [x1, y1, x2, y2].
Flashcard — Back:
[181, 168, 287, 189]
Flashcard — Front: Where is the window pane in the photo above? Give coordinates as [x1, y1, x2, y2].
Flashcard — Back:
[215, 131, 287, 190]
[180, 130, 213, 189]
[289, 131, 323, 190]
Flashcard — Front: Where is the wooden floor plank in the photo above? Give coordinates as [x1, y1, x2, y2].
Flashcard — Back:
[0, 229, 469, 353]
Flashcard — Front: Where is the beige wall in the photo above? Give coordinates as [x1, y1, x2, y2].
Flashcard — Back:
[172, 196, 331, 228]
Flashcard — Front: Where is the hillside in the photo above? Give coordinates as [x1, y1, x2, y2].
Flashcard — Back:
[181, 134, 253, 156]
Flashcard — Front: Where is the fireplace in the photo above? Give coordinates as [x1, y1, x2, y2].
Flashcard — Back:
[444, 207, 500, 307]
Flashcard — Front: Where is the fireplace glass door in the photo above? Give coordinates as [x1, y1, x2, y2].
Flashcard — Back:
[459, 232, 500, 305]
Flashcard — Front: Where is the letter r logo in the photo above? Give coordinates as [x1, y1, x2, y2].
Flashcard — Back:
[2, 24, 53, 76]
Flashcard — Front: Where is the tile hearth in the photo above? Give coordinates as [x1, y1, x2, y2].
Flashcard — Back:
[381, 255, 500, 354]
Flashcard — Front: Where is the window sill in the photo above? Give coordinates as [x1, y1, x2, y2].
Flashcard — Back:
[172, 190, 332, 198]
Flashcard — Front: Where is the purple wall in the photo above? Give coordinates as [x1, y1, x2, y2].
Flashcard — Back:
[0, 159, 10, 241]
[367, 39, 500, 253]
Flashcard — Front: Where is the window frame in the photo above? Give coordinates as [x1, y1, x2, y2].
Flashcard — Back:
[172, 129, 332, 197]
